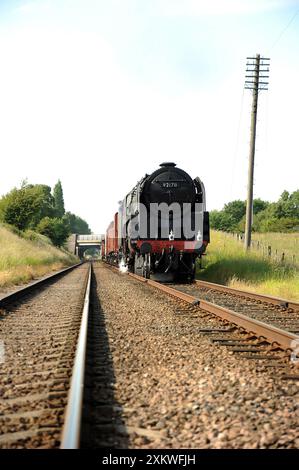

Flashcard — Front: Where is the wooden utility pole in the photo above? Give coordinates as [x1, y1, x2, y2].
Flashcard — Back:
[244, 54, 270, 249]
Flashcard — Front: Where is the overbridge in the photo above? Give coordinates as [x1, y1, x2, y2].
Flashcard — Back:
[68, 234, 104, 258]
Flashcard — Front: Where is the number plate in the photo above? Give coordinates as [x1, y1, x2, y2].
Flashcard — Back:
[161, 182, 180, 188]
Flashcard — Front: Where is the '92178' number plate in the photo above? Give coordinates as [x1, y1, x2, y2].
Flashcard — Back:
[161, 182, 180, 188]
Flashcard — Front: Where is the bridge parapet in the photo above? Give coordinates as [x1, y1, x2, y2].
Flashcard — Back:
[77, 234, 103, 243]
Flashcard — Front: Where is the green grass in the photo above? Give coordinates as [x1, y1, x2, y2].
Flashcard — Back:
[197, 230, 299, 301]
[0, 224, 78, 287]
[251, 232, 299, 267]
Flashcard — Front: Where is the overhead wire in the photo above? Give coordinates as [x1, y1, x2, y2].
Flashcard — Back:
[230, 6, 299, 205]
[264, 5, 299, 182]
[229, 87, 245, 201]
[268, 7, 299, 52]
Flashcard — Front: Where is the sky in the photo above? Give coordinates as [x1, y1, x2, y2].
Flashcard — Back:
[0, 0, 298, 233]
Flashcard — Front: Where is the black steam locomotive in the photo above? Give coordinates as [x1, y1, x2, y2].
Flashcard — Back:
[105, 162, 209, 282]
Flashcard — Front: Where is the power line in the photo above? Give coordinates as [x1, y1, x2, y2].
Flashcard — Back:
[269, 8, 299, 52]
[229, 87, 245, 201]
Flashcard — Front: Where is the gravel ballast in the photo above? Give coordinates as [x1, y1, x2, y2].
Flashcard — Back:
[0, 264, 89, 448]
[173, 283, 299, 333]
[87, 264, 299, 449]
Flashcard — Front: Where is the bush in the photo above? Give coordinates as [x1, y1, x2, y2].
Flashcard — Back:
[211, 192, 298, 233]
[0, 184, 55, 230]
[36, 217, 70, 247]
[23, 229, 53, 245]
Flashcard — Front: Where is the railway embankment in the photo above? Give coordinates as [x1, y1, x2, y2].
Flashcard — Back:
[0, 224, 78, 293]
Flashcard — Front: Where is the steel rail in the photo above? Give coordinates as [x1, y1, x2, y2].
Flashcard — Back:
[195, 279, 299, 310]
[198, 300, 298, 351]
[0, 262, 82, 307]
[127, 272, 299, 352]
[60, 263, 92, 449]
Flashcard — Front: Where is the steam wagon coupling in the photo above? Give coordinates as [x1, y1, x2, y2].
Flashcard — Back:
[105, 163, 210, 282]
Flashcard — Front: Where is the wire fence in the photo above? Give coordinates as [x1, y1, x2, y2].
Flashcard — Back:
[223, 232, 299, 268]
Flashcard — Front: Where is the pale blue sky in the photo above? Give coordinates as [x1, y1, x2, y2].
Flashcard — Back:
[0, 0, 298, 232]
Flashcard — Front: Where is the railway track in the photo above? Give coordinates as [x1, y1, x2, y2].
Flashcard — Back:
[106, 263, 299, 376]
[0, 263, 90, 449]
[173, 280, 299, 335]
[82, 263, 299, 448]
[194, 280, 299, 311]
[133, 274, 298, 358]
[1, 261, 298, 448]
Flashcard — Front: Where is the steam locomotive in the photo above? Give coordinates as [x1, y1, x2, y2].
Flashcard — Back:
[104, 162, 209, 282]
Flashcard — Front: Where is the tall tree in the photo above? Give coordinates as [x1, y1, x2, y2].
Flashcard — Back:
[63, 212, 91, 234]
[53, 180, 65, 218]
[223, 200, 246, 225]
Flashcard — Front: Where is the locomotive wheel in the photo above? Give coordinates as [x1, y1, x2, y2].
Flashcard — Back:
[134, 254, 144, 277]
[134, 253, 150, 278]
[143, 253, 151, 279]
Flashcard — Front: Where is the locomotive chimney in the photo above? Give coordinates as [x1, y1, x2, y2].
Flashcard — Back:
[159, 162, 176, 167]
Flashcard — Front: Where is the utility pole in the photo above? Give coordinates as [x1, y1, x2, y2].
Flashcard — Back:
[244, 54, 270, 250]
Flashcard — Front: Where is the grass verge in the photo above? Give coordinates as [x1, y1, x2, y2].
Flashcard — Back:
[197, 230, 299, 301]
[0, 224, 78, 287]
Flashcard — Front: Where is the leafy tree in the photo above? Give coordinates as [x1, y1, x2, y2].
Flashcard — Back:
[0, 187, 35, 230]
[280, 190, 289, 201]
[210, 200, 246, 232]
[223, 200, 246, 225]
[53, 180, 65, 218]
[250, 190, 299, 232]
[253, 198, 269, 214]
[0, 184, 54, 230]
[255, 216, 298, 232]
[63, 212, 91, 234]
[237, 199, 270, 232]
[0, 181, 92, 244]
[209, 210, 235, 232]
[210, 194, 298, 233]
[36, 217, 70, 246]
[272, 190, 299, 219]
[27, 184, 54, 227]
